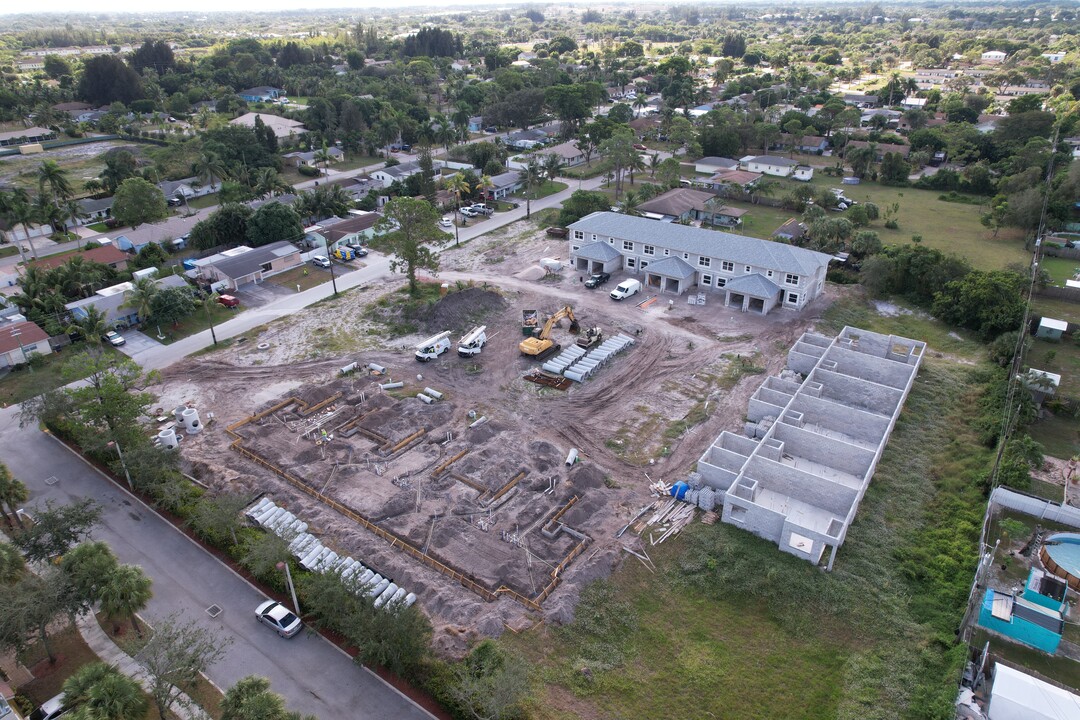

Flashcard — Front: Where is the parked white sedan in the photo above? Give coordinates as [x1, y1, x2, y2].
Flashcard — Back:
[439, 217, 453, 228]
[255, 600, 303, 638]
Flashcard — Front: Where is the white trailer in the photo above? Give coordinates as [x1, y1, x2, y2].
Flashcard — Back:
[456, 325, 487, 357]
[414, 331, 451, 362]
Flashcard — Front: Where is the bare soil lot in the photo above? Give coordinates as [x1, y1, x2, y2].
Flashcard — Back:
[150, 219, 835, 652]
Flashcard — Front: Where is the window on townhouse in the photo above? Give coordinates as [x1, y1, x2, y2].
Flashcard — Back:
[744, 265, 751, 273]
[571, 245, 580, 252]
[787, 292, 799, 304]
[573, 230, 584, 240]
[721, 261, 734, 272]
[700, 274, 712, 286]
[641, 260, 649, 269]
[683, 253, 689, 260]
[664, 249, 670, 256]
[643, 245, 654, 256]
[626, 258, 636, 268]
[698, 257, 711, 268]
[716, 277, 727, 288]
[591, 234, 597, 241]
[623, 240, 634, 251]
[785, 273, 799, 286]
[766, 270, 773, 278]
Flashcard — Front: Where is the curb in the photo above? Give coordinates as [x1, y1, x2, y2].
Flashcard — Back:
[46, 431, 437, 720]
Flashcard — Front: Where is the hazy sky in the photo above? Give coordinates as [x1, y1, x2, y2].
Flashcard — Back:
[8, 0, 533, 14]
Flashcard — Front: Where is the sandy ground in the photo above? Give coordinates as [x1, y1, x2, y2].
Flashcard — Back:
[149, 219, 838, 654]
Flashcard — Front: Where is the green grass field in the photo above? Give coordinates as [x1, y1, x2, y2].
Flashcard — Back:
[505, 296, 992, 719]
[1042, 256, 1080, 285]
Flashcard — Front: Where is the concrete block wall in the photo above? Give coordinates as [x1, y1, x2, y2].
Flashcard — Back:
[708, 326, 923, 571]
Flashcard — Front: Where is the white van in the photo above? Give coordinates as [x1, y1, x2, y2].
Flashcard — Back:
[610, 279, 642, 301]
[414, 331, 452, 362]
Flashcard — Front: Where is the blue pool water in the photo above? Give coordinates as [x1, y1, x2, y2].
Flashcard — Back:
[1044, 533, 1080, 577]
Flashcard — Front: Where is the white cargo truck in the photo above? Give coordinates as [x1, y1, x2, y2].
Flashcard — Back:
[457, 325, 487, 357]
[414, 331, 451, 362]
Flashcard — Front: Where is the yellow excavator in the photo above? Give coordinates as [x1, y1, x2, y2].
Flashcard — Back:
[519, 306, 580, 360]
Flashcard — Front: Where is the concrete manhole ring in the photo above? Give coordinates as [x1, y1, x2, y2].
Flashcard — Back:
[256, 342, 271, 350]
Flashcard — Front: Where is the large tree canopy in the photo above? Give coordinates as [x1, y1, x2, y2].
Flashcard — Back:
[78, 55, 144, 106]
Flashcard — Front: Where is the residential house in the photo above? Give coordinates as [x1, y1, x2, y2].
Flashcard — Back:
[981, 50, 1008, 63]
[229, 113, 306, 139]
[778, 134, 829, 153]
[76, 196, 115, 224]
[52, 101, 94, 118]
[158, 177, 217, 203]
[901, 97, 928, 108]
[843, 93, 879, 108]
[694, 156, 739, 174]
[0, 320, 53, 368]
[707, 169, 763, 191]
[282, 147, 345, 168]
[846, 140, 911, 160]
[467, 116, 484, 133]
[370, 161, 424, 188]
[567, 212, 831, 311]
[31, 244, 130, 272]
[1042, 52, 1067, 64]
[238, 86, 284, 102]
[628, 116, 662, 137]
[305, 211, 382, 250]
[742, 156, 799, 178]
[321, 176, 374, 201]
[486, 170, 525, 200]
[66, 275, 190, 328]
[635, 187, 746, 227]
[914, 68, 957, 85]
[773, 218, 808, 243]
[977, 568, 1065, 653]
[0, 126, 56, 148]
[194, 241, 303, 291]
[506, 128, 549, 149]
[540, 140, 586, 167]
[860, 108, 902, 126]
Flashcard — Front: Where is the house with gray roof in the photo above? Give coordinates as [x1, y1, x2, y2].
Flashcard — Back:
[66, 275, 190, 328]
[157, 177, 216, 202]
[370, 161, 423, 188]
[195, 241, 302, 290]
[76, 196, 115, 223]
[567, 212, 831, 314]
[486, 171, 524, 200]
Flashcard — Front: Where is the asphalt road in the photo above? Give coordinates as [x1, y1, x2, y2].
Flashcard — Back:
[0, 406, 434, 720]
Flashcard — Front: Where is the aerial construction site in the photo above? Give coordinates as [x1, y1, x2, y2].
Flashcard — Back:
[152, 220, 852, 646]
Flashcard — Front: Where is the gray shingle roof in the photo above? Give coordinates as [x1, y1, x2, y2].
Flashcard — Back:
[573, 241, 622, 262]
[750, 155, 798, 167]
[644, 256, 696, 280]
[207, 241, 299, 280]
[724, 273, 781, 298]
[568, 213, 831, 276]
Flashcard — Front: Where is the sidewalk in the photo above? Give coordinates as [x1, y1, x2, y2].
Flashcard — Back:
[75, 613, 208, 720]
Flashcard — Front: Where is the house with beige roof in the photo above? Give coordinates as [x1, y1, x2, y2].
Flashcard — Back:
[229, 113, 306, 139]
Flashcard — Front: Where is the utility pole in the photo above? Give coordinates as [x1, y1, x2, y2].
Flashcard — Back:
[277, 561, 300, 616]
[107, 440, 133, 490]
[10, 327, 32, 374]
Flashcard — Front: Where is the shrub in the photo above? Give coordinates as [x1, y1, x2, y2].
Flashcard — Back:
[297, 164, 320, 177]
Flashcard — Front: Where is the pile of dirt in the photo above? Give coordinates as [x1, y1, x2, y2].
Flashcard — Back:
[423, 288, 506, 333]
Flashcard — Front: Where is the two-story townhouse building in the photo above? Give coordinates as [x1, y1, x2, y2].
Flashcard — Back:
[567, 213, 831, 315]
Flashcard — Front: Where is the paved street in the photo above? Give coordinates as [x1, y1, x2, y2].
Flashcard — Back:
[0, 405, 434, 720]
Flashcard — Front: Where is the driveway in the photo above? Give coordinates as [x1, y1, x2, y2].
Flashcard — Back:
[0, 406, 434, 720]
[232, 281, 295, 307]
[113, 329, 163, 358]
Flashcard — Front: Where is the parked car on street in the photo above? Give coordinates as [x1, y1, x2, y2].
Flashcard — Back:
[216, 295, 240, 308]
[469, 204, 494, 216]
[459, 207, 479, 218]
[104, 331, 126, 346]
[255, 600, 303, 638]
[584, 272, 611, 288]
[345, 242, 368, 256]
[310, 255, 331, 268]
[439, 217, 453, 228]
[632, 143, 647, 151]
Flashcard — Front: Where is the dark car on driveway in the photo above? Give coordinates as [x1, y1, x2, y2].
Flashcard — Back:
[584, 272, 611, 289]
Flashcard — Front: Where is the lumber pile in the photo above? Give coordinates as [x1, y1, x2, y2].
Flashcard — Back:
[642, 498, 695, 545]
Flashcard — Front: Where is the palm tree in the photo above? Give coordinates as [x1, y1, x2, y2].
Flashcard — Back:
[200, 291, 221, 346]
[649, 153, 661, 178]
[313, 145, 332, 177]
[123, 277, 159, 326]
[99, 564, 153, 637]
[0, 463, 29, 530]
[61, 199, 86, 235]
[99, 151, 138, 194]
[519, 159, 545, 219]
[621, 189, 643, 217]
[749, 178, 780, 205]
[37, 160, 74, 209]
[253, 168, 292, 199]
[63, 663, 148, 720]
[632, 95, 648, 118]
[193, 151, 227, 190]
[443, 173, 471, 246]
[542, 153, 562, 184]
[66, 305, 110, 348]
[6, 190, 41, 260]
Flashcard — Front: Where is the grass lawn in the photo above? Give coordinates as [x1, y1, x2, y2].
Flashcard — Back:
[1026, 337, 1080, 398]
[333, 156, 382, 172]
[86, 222, 110, 232]
[266, 265, 331, 292]
[0, 244, 20, 258]
[1032, 414, 1080, 459]
[0, 346, 106, 405]
[561, 159, 608, 179]
[187, 193, 219, 210]
[1042, 256, 1080, 285]
[507, 299, 993, 718]
[1033, 297, 1080, 326]
[515, 180, 568, 201]
[151, 302, 235, 345]
[766, 174, 1027, 271]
